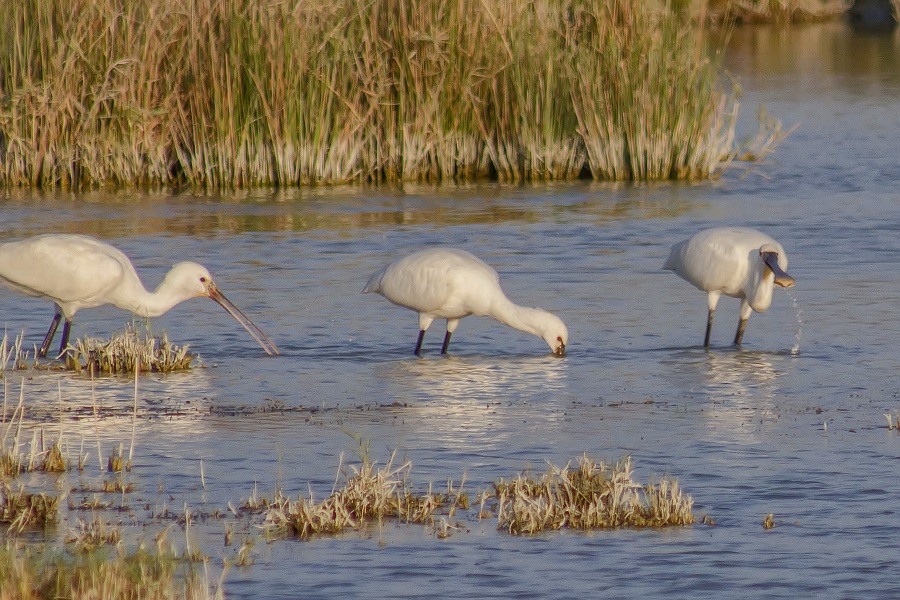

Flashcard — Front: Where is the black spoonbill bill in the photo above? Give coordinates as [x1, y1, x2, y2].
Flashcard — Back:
[663, 227, 795, 347]
[363, 247, 568, 356]
[0, 234, 280, 357]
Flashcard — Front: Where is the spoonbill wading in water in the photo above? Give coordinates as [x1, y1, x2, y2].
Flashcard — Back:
[663, 227, 795, 348]
[363, 248, 568, 356]
[0, 234, 280, 357]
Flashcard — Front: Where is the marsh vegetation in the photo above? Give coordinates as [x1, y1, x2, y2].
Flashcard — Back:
[70, 324, 195, 375]
[0, 391, 697, 597]
[0, 326, 194, 375]
[0, 0, 794, 189]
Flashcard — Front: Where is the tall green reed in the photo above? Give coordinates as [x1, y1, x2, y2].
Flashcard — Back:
[0, 0, 782, 188]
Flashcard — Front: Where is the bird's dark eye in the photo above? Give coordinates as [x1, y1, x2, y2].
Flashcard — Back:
[200, 277, 207, 283]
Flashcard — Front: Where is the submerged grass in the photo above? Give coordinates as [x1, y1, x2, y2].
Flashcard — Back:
[0, 0, 784, 189]
[495, 455, 694, 534]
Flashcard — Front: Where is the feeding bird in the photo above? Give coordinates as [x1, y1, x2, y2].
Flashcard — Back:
[363, 247, 568, 356]
[0, 234, 280, 357]
[663, 227, 795, 347]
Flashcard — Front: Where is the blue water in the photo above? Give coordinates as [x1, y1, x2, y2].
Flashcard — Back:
[2, 21, 900, 599]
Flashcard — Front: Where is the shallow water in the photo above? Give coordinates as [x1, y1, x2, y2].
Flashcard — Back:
[3, 21, 900, 599]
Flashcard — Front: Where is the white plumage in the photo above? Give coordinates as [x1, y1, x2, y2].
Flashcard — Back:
[0, 234, 279, 357]
[663, 227, 795, 347]
[364, 248, 568, 356]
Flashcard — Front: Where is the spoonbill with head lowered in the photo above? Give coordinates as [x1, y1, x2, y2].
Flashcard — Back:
[363, 247, 568, 356]
[0, 234, 280, 357]
[663, 227, 795, 347]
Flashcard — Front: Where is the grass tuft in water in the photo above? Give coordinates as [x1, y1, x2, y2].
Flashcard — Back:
[0, 483, 60, 534]
[494, 455, 694, 534]
[65, 516, 123, 552]
[70, 324, 194, 374]
[263, 451, 464, 539]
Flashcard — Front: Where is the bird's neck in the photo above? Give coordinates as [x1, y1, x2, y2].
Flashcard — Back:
[113, 278, 193, 318]
[746, 264, 775, 313]
[489, 299, 552, 339]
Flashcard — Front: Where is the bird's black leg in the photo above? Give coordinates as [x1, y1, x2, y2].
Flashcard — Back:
[38, 313, 63, 358]
[734, 318, 747, 346]
[704, 309, 715, 348]
[414, 330, 426, 355]
[440, 331, 452, 354]
[57, 319, 73, 357]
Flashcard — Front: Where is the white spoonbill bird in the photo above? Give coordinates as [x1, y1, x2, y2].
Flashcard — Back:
[663, 227, 795, 347]
[363, 248, 568, 356]
[0, 234, 280, 357]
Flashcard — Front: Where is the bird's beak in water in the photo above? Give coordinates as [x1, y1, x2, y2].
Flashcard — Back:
[554, 339, 566, 357]
[207, 283, 280, 355]
[761, 251, 795, 288]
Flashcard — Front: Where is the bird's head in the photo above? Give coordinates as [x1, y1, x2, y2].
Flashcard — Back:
[165, 261, 280, 356]
[541, 313, 568, 357]
[166, 261, 216, 298]
[759, 244, 794, 288]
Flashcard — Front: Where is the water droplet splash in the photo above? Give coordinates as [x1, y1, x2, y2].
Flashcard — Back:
[785, 289, 803, 355]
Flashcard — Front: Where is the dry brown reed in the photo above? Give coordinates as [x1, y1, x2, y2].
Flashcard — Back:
[495, 455, 694, 534]
[3, 381, 86, 479]
[0, 0, 784, 189]
[71, 324, 194, 374]
[263, 451, 465, 539]
[0, 540, 224, 600]
[0, 332, 27, 374]
[0, 483, 59, 534]
[65, 516, 123, 552]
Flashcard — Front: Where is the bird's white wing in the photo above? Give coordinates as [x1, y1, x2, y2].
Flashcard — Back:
[0, 235, 127, 307]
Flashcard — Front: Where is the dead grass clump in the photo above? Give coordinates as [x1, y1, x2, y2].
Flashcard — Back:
[71, 324, 194, 374]
[263, 453, 464, 539]
[107, 443, 132, 473]
[495, 455, 694, 534]
[38, 440, 67, 472]
[0, 483, 60, 534]
[65, 516, 122, 552]
[3, 398, 76, 478]
[0, 540, 224, 599]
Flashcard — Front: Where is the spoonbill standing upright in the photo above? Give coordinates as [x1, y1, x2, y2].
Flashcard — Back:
[663, 227, 795, 347]
[363, 247, 568, 356]
[0, 234, 280, 357]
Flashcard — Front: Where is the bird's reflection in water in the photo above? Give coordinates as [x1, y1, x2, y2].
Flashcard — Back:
[371, 355, 569, 451]
[680, 350, 787, 445]
[3, 369, 217, 444]
[702, 350, 780, 397]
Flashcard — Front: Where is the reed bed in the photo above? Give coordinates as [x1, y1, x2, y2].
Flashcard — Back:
[0, 0, 784, 189]
[263, 451, 465, 539]
[70, 324, 194, 374]
[495, 455, 694, 534]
